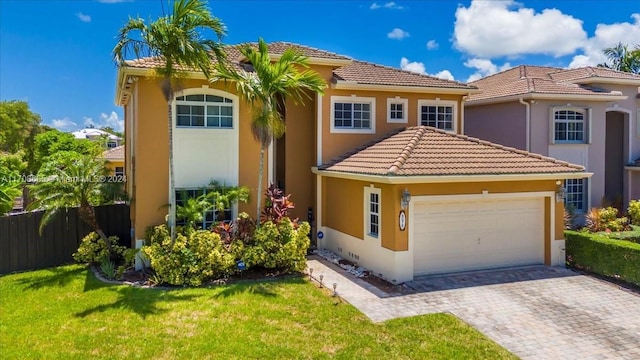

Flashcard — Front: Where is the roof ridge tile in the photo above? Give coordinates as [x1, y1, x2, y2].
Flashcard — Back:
[349, 60, 472, 88]
[387, 127, 427, 175]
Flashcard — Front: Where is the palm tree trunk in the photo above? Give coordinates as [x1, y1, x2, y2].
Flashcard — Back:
[78, 203, 112, 252]
[168, 101, 176, 243]
[256, 145, 265, 221]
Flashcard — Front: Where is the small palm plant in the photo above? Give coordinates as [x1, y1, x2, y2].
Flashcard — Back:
[28, 152, 123, 251]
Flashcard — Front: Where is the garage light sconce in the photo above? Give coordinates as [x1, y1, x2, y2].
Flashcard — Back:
[555, 180, 566, 203]
[401, 188, 411, 210]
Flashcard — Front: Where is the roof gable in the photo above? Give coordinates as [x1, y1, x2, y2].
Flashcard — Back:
[468, 65, 637, 103]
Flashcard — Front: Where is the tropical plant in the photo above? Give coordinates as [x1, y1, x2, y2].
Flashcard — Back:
[598, 42, 640, 74]
[212, 38, 326, 219]
[175, 182, 249, 230]
[261, 183, 295, 224]
[113, 0, 226, 242]
[628, 200, 640, 226]
[0, 164, 22, 214]
[27, 152, 123, 250]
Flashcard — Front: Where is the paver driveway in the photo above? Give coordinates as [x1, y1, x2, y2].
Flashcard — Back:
[307, 258, 640, 360]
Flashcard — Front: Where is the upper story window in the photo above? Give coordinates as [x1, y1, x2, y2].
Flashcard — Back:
[330, 96, 376, 134]
[107, 141, 118, 148]
[553, 108, 586, 143]
[176, 94, 233, 128]
[418, 100, 456, 131]
[387, 97, 408, 123]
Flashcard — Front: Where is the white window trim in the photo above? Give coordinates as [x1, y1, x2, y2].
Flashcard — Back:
[387, 97, 408, 123]
[330, 95, 376, 134]
[363, 186, 381, 239]
[549, 106, 590, 145]
[173, 88, 237, 130]
[564, 178, 588, 214]
[417, 99, 457, 132]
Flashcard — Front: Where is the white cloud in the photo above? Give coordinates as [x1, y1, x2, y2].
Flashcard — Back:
[83, 116, 96, 127]
[371, 2, 403, 10]
[433, 70, 455, 81]
[387, 28, 410, 40]
[76, 12, 91, 23]
[51, 118, 77, 131]
[400, 57, 455, 80]
[400, 57, 426, 74]
[100, 111, 124, 132]
[464, 58, 512, 82]
[569, 13, 640, 68]
[426, 40, 439, 50]
[454, 0, 586, 58]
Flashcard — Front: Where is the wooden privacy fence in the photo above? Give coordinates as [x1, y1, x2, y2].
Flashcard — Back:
[0, 204, 130, 274]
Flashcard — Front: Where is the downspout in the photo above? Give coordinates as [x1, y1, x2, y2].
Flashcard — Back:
[519, 97, 531, 151]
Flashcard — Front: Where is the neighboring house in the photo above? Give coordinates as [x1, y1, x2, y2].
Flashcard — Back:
[115, 42, 589, 283]
[72, 127, 122, 148]
[464, 65, 640, 214]
[101, 145, 124, 178]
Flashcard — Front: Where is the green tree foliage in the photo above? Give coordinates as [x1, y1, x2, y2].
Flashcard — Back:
[28, 152, 125, 250]
[212, 38, 326, 219]
[31, 130, 101, 174]
[598, 42, 640, 74]
[0, 100, 42, 154]
[113, 0, 227, 242]
[0, 165, 22, 214]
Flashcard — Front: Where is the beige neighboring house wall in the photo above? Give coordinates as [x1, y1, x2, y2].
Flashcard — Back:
[465, 65, 640, 212]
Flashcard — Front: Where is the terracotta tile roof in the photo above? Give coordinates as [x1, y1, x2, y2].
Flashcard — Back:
[102, 145, 124, 161]
[319, 126, 584, 176]
[468, 65, 633, 103]
[333, 60, 475, 90]
[123, 41, 475, 90]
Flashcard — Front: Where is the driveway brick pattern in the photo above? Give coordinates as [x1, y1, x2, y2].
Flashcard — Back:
[307, 258, 640, 360]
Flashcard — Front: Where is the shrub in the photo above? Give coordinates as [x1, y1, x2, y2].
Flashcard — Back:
[565, 230, 640, 286]
[563, 207, 575, 230]
[241, 218, 310, 272]
[261, 184, 295, 224]
[628, 200, 640, 226]
[584, 207, 629, 232]
[142, 227, 236, 286]
[73, 232, 126, 264]
[100, 259, 117, 279]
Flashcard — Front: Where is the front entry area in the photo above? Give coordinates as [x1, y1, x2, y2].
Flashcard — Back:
[605, 111, 627, 205]
[412, 196, 545, 276]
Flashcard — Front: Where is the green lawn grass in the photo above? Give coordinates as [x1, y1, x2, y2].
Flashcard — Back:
[0, 265, 515, 359]
[603, 225, 640, 244]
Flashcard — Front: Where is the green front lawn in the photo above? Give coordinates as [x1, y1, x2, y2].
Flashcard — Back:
[601, 225, 640, 244]
[0, 265, 515, 359]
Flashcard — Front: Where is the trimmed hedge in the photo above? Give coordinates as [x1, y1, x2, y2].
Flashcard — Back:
[565, 230, 640, 287]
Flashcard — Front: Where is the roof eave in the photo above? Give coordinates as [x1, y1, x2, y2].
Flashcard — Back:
[466, 93, 628, 106]
[269, 54, 353, 67]
[571, 77, 640, 86]
[332, 80, 480, 95]
[313, 167, 592, 183]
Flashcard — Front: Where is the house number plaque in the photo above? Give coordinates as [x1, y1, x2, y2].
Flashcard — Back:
[399, 210, 406, 231]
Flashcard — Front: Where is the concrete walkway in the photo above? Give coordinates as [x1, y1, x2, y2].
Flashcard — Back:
[307, 257, 640, 360]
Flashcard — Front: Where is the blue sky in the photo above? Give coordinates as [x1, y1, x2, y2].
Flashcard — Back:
[1, 0, 639, 132]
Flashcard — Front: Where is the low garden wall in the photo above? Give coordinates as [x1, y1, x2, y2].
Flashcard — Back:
[565, 230, 640, 287]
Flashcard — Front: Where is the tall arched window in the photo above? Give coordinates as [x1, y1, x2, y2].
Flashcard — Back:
[175, 94, 233, 128]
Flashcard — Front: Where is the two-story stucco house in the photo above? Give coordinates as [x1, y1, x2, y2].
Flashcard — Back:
[115, 42, 588, 283]
[465, 66, 640, 215]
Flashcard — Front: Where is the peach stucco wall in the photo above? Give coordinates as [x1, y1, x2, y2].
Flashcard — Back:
[322, 176, 563, 265]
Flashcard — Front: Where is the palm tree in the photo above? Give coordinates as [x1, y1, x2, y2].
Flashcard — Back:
[598, 42, 640, 74]
[212, 39, 326, 220]
[28, 152, 121, 250]
[113, 0, 226, 242]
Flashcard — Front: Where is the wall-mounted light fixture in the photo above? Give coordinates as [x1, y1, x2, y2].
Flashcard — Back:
[401, 188, 411, 210]
[555, 180, 566, 203]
